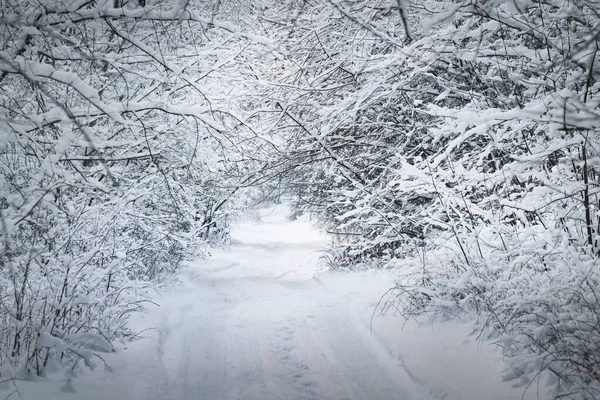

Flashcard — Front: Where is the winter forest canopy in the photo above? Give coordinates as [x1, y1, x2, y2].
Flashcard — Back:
[1, 0, 600, 398]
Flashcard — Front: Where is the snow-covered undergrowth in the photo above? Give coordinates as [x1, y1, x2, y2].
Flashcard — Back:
[256, 0, 600, 398]
[379, 229, 600, 399]
[0, 0, 274, 382]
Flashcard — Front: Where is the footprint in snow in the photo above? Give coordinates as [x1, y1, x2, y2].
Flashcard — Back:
[296, 361, 310, 370]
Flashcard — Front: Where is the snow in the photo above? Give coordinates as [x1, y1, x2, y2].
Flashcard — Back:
[8, 204, 538, 400]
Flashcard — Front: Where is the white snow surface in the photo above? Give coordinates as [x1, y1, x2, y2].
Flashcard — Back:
[9, 204, 539, 400]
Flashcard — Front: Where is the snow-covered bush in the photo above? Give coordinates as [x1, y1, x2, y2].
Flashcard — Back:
[0, 0, 271, 378]
[260, 0, 600, 397]
[380, 226, 600, 399]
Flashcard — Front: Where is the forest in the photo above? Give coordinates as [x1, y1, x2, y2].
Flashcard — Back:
[1, 0, 599, 398]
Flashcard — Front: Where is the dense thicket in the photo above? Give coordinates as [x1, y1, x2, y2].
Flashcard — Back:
[0, 0, 274, 378]
[255, 0, 600, 398]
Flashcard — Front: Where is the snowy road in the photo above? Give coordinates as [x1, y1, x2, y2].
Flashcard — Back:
[138, 204, 428, 400]
[13, 203, 537, 400]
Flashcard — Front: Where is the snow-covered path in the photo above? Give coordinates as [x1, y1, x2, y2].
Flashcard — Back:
[13, 203, 539, 400]
[132, 204, 428, 400]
